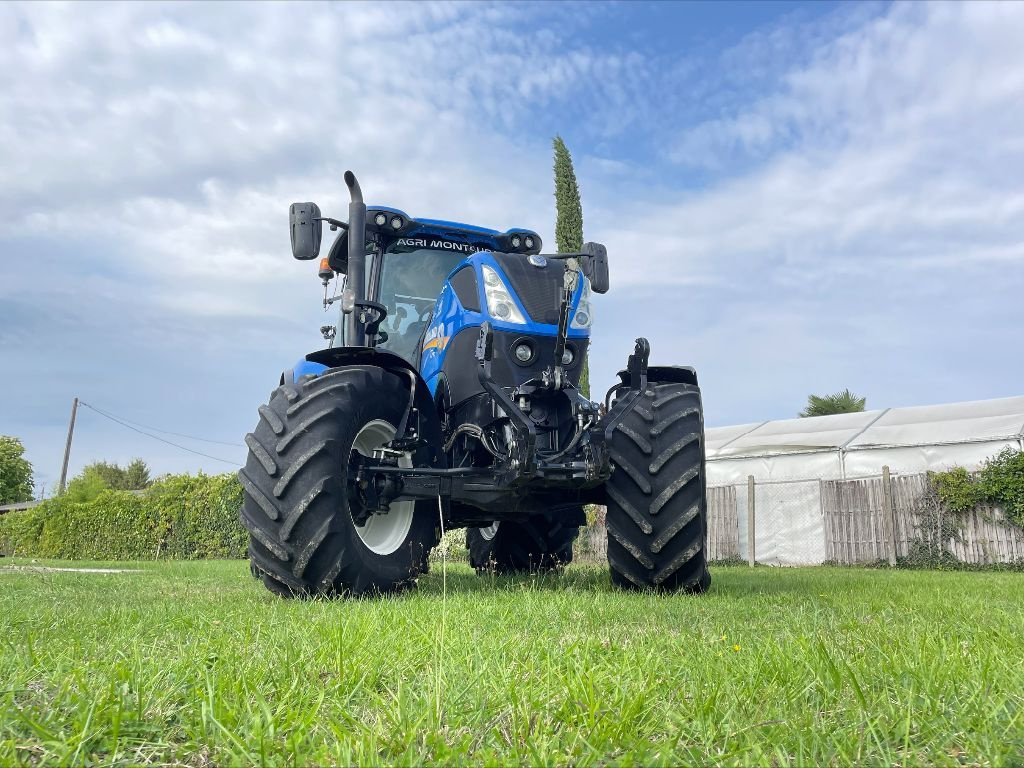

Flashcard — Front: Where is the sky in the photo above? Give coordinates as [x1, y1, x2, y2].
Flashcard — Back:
[2, 1, 1023, 494]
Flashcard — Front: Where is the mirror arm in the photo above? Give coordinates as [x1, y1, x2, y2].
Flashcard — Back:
[316, 217, 348, 232]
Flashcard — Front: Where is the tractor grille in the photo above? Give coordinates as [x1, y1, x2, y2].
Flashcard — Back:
[492, 252, 561, 325]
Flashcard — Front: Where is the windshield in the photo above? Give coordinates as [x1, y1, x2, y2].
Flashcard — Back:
[375, 245, 469, 363]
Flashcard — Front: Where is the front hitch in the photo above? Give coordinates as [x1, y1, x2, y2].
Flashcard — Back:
[598, 337, 651, 441]
[476, 322, 537, 474]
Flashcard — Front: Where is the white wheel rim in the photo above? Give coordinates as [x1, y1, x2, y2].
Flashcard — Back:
[350, 420, 415, 556]
[479, 521, 500, 541]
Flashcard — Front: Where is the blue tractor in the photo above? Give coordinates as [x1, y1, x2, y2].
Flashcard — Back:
[240, 171, 710, 597]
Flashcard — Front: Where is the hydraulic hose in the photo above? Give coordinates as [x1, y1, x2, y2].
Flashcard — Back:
[538, 417, 594, 463]
[443, 424, 508, 459]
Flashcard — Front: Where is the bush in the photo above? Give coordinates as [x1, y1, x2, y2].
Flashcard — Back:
[0, 502, 45, 554]
[64, 459, 153, 502]
[146, 473, 245, 559]
[978, 448, 1024, 528]
[63, 469, 113, 503]
[930, 466, 984, 514]
[931, 449, 1024, 529]
[0, 473, 246, 560]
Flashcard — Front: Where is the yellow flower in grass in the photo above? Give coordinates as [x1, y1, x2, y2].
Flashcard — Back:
[732, 644, 742, 652]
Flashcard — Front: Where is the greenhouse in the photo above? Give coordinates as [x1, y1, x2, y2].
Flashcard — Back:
[703, 395, 1024, 565]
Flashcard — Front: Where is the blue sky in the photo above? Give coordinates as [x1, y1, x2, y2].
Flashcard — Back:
[2, 1, 1023, 493]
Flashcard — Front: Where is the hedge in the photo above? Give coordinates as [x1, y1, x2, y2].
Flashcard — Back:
[0, 473, 246, 560]
[931, 448, 1024, 528]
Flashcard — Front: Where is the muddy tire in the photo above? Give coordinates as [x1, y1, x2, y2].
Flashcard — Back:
[467, 509, 580, 574]
[605, 381, 711, 592]
[239, 366, 438, 598]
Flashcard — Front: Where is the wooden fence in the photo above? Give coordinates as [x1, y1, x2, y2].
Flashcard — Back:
[707, 485, 740, 561]
[821, 475, 893, 564]
[704, 471, 1024, 566]
[821, 473, 1024, 565]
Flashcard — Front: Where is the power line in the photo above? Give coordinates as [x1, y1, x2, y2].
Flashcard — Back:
[78, 401, 242, 467]
[78, 402, 245, 448]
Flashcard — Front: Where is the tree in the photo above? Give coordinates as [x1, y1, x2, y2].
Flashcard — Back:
[553, 134, 590, 397]
[87, 461, 129, 490]
[64, 458, 153, 502]
[124, 458, 152, 490]
[799, 389, 867, 418]
[0, 436, 34, 504]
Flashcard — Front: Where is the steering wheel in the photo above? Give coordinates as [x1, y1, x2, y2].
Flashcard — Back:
[396, 293, 435, 320]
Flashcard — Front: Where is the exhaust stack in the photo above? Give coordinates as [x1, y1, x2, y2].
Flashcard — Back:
[344, 170, 367, 346]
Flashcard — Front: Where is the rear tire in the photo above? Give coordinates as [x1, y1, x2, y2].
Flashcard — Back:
[239, 366, 438, 598]
[467, 509, 580, 574]
[605, 381, 711, 592]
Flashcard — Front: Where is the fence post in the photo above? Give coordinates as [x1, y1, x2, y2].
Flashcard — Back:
[881, 465, 896, 566]
[747, 475, 756, 567]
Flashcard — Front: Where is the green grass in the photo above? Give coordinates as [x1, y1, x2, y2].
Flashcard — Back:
[1, 559, 1023, 765]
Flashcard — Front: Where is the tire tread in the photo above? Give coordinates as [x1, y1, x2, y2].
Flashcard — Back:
[604, 381, 711, 593]
[240, 366, 436, 598]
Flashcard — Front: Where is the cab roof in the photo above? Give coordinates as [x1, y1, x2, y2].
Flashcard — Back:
[327, 205, 542, 273]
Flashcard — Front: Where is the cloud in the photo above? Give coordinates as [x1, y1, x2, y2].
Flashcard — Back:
[0, 1, 647, 485]
[578, 1, 1024, 423]
[1, 1, 1022, 489]
[669, 2, 1024, 169]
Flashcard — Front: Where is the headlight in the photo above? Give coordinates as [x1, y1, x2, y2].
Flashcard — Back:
[525, 236, 535, 250]
[570, 278, 593, 329]
[514, 343, 533, 363]
[511, 234, 522, 249]
[561, 347, 575, 365]
[374, 213, 387, 226]
[481, 265, 526, 324]
[390, 216, 404, 230]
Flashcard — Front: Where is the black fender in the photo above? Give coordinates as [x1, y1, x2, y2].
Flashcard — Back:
[601, 365, 699, 441]
[614, 365, 698, 389]
[301, 346, 445, 468]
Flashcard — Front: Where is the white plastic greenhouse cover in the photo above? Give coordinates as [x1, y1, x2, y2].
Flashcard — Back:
[704, 395, 1024, 565]
[706, 394, 1024, 483]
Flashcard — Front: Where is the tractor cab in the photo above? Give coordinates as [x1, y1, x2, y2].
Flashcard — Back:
[322, 206, 543, 364]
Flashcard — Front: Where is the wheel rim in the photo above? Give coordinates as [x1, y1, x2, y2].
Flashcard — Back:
[350, 420, 415, 556]
[479, 521, 500, 541]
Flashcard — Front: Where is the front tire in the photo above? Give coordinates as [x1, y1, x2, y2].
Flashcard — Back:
[239, 366, 438, 598]
[467, 509, 580, 574]
[605, 381, 711, 592]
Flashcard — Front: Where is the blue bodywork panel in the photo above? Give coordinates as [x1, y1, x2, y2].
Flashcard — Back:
[293, 359, 328, 380]
[419, 252, 588, 397]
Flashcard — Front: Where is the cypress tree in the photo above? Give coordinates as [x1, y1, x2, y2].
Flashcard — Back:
[552, 135, 590, 397]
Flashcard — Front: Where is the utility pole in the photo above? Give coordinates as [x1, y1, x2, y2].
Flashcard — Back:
[58, 397, 79, 494]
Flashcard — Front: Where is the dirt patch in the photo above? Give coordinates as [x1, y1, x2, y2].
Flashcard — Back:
[0, 566, 142, 574]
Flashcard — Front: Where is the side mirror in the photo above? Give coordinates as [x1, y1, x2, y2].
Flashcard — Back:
[580, 241, 609, 294]
[289, 202, 322, 260]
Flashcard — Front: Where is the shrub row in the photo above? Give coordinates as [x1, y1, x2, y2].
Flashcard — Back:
[931, 448, 1024, 527]
[0, 473, 246, 560]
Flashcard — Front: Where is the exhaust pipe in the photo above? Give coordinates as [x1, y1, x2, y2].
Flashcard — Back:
[344, 170, 367, 346]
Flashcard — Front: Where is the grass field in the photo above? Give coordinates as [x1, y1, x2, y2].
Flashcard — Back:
[1, 558, 1023, 765]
